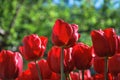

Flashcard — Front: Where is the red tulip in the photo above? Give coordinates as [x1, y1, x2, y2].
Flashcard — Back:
[17, 59, 52, 80]
[52, 19, 80, 47]
[91, 28, 117, 57]
[93, 56, 105, 74]
[0, 50, 23, 79]
[47, 46, 74, 73]
[108, 54, 120, 76]
[19, 34, 48, 61]
[92, 73, 113, 80]
[72, 43, 92, 70]
[16, 69, 32, 80]
[116, 36, 120, 53]
[49, 72, 60, 80]
[29, 59, 52, 79]
[70, 70, 92, 80]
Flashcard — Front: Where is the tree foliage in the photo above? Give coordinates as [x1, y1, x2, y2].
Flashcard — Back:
[0, 0, 120, 52]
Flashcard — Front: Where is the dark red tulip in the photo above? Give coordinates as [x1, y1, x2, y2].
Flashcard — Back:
[16, 69, 32, 80]
[17, 59, 52, 80]
[93, 56, 105, 74]
[52, 19, 80, 47]
[70, 72, 79, 80]
[116, 36, 120, 53]
[108, 54, 120, 76]
[19, 34, 48, 61]
[92, 73, 113, 80]
[0, 50, 23, 80]
[47, 46, 74, 73]
[49, 72, 60, 80]
[29, 59, 52, 79]
[72, 43, 92, 70]
[91, 28, 117, 57]
[70, 70, 92, 80]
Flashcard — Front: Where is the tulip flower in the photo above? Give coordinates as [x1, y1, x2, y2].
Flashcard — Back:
[70, 70, 92, 80]
[16, 69, 32, 80]
[108, 54, 120, 76]
[47, 46, 74, 74]
[72, 43, 92, 70]
[92, 73, 113, 80]
[29, 59, 52, 79]
[72, 43, 92, 80]
[49, 72, 60, 80]
[91, 28, 117, 80]
[116, 36, 120, 53]
[19, 34, 48, 61]
[91, 28, 117, 57]
[52, 19, 80, 48]
[93, 56, 105, 74]
[17, 59, 52, 80]
[0, 50, 23, 80]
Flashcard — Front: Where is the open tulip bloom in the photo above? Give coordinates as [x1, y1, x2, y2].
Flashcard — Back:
[1, 19, 120, 80]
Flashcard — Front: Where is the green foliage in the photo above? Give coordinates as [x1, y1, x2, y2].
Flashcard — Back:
[0, 0, 120, 52]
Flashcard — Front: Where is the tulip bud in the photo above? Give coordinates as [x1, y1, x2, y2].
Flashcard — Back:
[0, 50, 23, 79]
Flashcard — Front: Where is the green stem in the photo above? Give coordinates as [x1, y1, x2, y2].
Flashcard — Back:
[35, 60, 42, 80]
[61, 47, 65, 80]
[104, 57, 108, 80]
[65, 73, 72, 80]
[68, 74, 72, 80]
[82, 70, 84, 80]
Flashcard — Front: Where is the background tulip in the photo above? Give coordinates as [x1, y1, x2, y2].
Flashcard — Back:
[19, 34, 48, 61]
[17, 59, 52, 80]
[29, 59, 52, 79]
[92, 73, 113, 80]
[16, 69, 32, 80]
[70, 70, 92, 80]
[93, 56, 105, 74]
[72, 43, 92, 70]
[52, 19, 80, 47]
[47, 46, 74, 73]
[108, 54, 120, 76]
[116, 36, 120, 53]
[91, 28, 117, 57]
[0, 50, 23, 79]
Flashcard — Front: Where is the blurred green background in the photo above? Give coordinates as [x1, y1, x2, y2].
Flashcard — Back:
[0, 0, 120, 53]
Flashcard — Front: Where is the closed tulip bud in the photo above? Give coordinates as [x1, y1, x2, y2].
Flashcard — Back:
[108, 54, 120, 76]
[116, 36, 120, 53]
[19, 34, 48, 61]
[91, 28, 117, 57]
[92, 73, 113, 80]
[52, 19, 80, 47]
[72, 43, 92, 70]
[29, 59, 52, 79]
[17, 59, 52, 80]
[93, 56, 105, 74]
[0, 50, 23, 79]
[47, 46, 74, 73]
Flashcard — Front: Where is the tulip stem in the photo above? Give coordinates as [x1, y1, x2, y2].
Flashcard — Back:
[65, 73, 72, 80]
[82, 70, 84, 80]
[104, 57, 108, 80]
[35, 60, 42, 80]
[68, 73, 72, 80]
[61, 47, 65, 80]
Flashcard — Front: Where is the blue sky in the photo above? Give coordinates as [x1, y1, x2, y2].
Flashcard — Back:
[53, 0, 120, 9]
